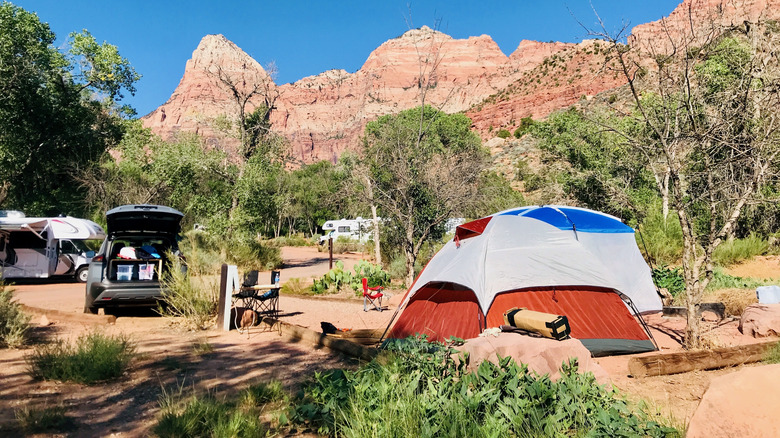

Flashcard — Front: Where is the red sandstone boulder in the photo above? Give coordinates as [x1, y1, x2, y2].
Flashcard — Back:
[739, 303, 780, 337]
[687, 364, 780, 438]
[455, 332, 610, 385]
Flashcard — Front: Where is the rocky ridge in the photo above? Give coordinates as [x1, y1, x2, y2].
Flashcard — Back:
[142, 0, 780, 163]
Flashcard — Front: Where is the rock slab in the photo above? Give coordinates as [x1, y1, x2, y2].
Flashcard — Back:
[739, 303, 780, 337]
[687, 364, 780, 438]
[456, 332, 610, 385]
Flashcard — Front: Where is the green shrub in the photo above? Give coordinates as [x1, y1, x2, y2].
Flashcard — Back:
[637, 208, 683, 265]
[514, 116, 535, 138]
[26, 332, 135, 384]
[713, 234, 769, 266]
[496, 128, 511, 139]
[15, 405, 75, 434]
[311, 261, 390, 295]
[227, 234, 283, 271]
[179, 230, 223, 276]
[159, 254, 217, 330]
[318, 236, 366, 254]
[0, 284, 30, 348]
[652, 266, 685, 296]
[292, 336, 680, 437]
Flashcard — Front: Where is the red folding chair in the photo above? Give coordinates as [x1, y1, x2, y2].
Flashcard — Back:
[362, 277, 384, 312]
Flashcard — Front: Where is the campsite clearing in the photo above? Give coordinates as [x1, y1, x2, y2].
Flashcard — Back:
[2, 246, 778, 435]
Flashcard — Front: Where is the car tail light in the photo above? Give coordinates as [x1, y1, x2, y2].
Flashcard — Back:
[92, 254, 105, 262]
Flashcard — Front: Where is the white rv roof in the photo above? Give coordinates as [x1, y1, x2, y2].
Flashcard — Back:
[0, 216, 105, 240]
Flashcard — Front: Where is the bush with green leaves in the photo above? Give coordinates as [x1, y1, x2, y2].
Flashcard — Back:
[311, 260, 390, 295]
[158, 253, 217, 330]
[496, 128, 511, 139]
[652, 266, 685, 296]
[0, 284, 30, 348]
[291, 336, 680, 437]
[26, 332, 135, 384]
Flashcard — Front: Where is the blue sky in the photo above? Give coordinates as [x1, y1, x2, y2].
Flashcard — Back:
[14, 1, 682, 117]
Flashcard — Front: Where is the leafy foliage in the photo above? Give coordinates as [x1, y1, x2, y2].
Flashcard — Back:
[0, 284, 30, 348]
[26, 332, 135, 384]
[311, 260, 390, 295]
[0, 3, 136, 215]
[363, 105, 489, 286]
[652, 266, 685, 296]
[528, 108, 658, 224]
[158, 253, 217, 330]
[291, 336, 679, 437]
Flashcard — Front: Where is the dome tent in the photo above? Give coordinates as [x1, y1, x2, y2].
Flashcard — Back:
[388, 206, 662, 356]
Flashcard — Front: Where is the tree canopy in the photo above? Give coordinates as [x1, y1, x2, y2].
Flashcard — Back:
[0, 2, 139, 215]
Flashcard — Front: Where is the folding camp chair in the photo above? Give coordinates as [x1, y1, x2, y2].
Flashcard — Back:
[233, 270, 280, 331]
[362, 277, 384, 312]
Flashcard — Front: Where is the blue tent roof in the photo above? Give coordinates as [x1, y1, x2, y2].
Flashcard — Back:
[499, 206, 634, 234]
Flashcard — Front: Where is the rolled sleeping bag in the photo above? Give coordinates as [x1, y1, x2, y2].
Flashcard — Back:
[502, 307, 571, 340]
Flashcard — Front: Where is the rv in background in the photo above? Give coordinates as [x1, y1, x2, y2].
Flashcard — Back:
[0, 211, 105, 282]
[319, 217, 376, 245]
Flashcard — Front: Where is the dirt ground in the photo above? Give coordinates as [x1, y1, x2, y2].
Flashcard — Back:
[2, 246, 778, 436]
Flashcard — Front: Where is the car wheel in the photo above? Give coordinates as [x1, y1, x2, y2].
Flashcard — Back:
[76, 266, 89, 283]
[84, 305, 98, 315]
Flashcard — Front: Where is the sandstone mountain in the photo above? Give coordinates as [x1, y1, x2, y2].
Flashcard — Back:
[142, 0, 780, 164]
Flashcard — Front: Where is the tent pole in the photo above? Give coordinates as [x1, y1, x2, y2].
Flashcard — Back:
[378, 305, 402, 345]
[627, 296, 659, 351]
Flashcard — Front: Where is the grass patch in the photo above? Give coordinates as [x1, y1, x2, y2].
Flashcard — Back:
[0, 284, 30, 348]
[158, 253, 217, 330]
[703, 288, 758, 317]
[764, 342, 780, 364]
[261, 234, 313, 247]
[707, 268, 773, 290]
[637, 208, 683, 266]
[290, 336, 681, 437]
[26, 332, 135, 384]
[154, 381, 289, 437]
[713, 234, 770, 266]
[280, 277, 312, 295]
[192, 339, 214, 355]
[15, 404, 75, 434]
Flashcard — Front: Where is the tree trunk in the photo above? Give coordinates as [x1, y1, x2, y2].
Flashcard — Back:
[371, 203, 381, 266]
[405, 249, 416, 289]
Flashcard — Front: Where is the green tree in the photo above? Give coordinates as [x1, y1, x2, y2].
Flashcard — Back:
[0, 3, 139, 215]
[528, 108, 659, 224]
[596, 21, 780, 348]
[363, 105, 488, 286]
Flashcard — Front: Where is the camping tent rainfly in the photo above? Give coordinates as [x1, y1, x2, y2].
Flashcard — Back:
[388, 205, 662, 356]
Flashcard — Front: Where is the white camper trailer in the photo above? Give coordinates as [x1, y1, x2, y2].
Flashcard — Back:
[0, 211, 106, 282]
[319, 217, 375, 244]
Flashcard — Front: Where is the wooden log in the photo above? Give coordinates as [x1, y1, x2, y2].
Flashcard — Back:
[628, 341, 779, 377]
[662, 302, 726, 320]
[259, 317, 378, 361]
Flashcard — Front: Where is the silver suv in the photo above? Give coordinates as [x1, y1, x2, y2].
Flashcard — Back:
[84, 205, 184, 314]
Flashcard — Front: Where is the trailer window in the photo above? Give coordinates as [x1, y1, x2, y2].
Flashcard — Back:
[9, 231, 47, 249]
[337, 226, 351, 233]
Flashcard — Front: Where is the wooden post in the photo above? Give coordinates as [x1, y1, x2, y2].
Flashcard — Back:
[218, 264, 240, 331]
[329, 237, 333, 270]
[217, 264, 228, 330]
